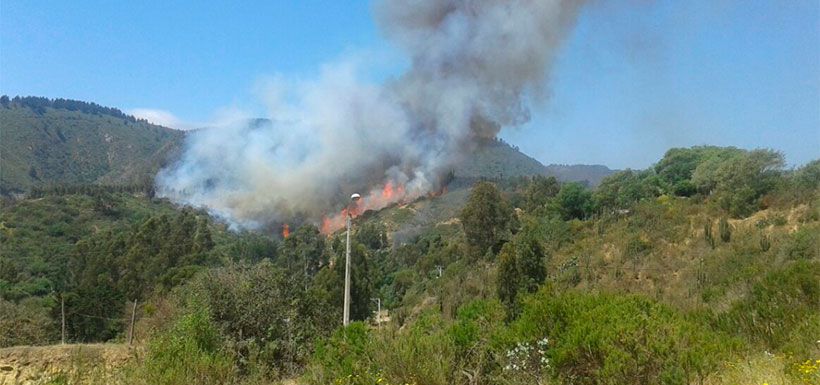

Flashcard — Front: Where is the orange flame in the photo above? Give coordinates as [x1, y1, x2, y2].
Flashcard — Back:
[382, 181, 394, 199]
[282, 224, 290, 238]
[319, 179, 415, 235]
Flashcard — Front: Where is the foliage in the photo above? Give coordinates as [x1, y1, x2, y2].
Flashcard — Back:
[511, 289, 734, 385]
[524, 175, 560, 212]
[0, 297, 57, 346]
[460, 181, 514, 257]
[496, 242, 522, 319]
[715, 260, 820, 355]
[552, 182, 595, 220]
[303, 322, 378, 385]
[279, 224, 328, 282]
[785, 226, 818, 260]
[594, 169, 656, 210]
[0, 98, 183, 194]
[124, 305, 236, 385]
[692, 148, 785, 217]
[183, 261, 337, 377]
[0, 191, 276, 346]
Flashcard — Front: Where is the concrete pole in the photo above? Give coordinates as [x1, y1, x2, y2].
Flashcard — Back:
[128, 299, 137, 345]
[343, 213, 352, 326]
[371, 298, 381, 329]
[61, 295, 66, 345]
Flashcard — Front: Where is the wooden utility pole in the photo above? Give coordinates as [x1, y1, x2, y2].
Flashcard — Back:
[61, 295, 66, 345]
[128, 299, 137, 345]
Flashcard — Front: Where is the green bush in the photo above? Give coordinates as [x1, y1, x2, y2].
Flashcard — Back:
[716, 260, 820, 353]
[449, 299, 505, 367]
[303, 322, 377, 385]
[509, 289, 734, 385]
[126, 306, 236, 385]
[373, 313, 457, 385]
[785, 226, 818, 260]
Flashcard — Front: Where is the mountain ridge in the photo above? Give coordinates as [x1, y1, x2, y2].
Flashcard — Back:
[0, 96, 614, 196]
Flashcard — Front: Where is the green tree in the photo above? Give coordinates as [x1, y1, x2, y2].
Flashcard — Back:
[553, 182, 595, 220]
[496, 242, 520, 319]
[594, 170, 655, 210]
[515, 228, 547, 294]
[693, 149, 785, 217]
[280, 224, 327, 282]
[314, 241, 373, 322]
[524, 175, 559, 212]
[355, 222, 387, 251]
[460, 181, 514, 257]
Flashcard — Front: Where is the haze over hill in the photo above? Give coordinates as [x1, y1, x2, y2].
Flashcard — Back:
[0, 97, 614, 199]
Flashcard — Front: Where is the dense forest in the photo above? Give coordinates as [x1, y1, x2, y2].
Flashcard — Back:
[1, 146, 818, 384]
[0, 96, 146, 123]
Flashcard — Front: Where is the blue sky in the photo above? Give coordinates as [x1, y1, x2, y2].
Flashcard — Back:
[2, 0, 818, 169]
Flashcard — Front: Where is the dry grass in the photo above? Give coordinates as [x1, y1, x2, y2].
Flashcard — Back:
[700, 352, 795, 385]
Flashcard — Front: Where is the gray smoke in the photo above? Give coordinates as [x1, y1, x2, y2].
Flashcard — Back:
[156, 0, 587, 230]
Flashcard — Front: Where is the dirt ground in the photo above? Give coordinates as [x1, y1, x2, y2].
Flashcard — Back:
[0, 344, 133, 385]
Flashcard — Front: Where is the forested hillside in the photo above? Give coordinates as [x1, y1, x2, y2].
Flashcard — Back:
[0, 96, 184, 195]
[2, 145, 816, 385]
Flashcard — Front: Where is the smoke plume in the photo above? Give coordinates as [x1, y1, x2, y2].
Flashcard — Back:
[156, 0, 587, 231]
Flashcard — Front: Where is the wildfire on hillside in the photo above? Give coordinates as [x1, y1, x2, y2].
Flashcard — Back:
[318, 179, 453, 235]
[320, 180, 412, 234]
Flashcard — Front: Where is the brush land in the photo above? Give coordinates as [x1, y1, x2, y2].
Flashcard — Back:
[1, 98, 818, 385]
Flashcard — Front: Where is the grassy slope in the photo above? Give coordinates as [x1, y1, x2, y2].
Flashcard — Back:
[0, 105, 184, 194]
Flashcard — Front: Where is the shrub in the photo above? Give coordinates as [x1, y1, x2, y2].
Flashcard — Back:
[716, 260, 820, 353]
[373, 313, 456, 385]
[449, 298, 506, 374]
[509, 289, 734, 385]
[126, 306, 236, 385]
[785, 226, 818, 260]
[303, 322, 376, 385]
[718, 217, 731, 243]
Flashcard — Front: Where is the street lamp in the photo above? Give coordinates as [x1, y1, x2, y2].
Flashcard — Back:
[343, 193, 361, 327]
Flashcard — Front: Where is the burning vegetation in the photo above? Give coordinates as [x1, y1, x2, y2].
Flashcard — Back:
[155, 0, 586, 231]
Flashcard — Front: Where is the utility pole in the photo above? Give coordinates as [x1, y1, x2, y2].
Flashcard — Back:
[344, 213, 352, 326]
[61, 294, 66, 345]
[371, 298, 381, 329]
[343, 193, 360, 327]
[128, 299, 137, 345]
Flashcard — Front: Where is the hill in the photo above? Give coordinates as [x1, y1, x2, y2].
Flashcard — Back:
[451, 137, 614, 185]
[0, 96, 184, 196]
[0, 145, 817, 385]
[0, 99, 611, 199]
